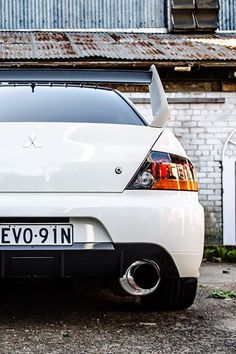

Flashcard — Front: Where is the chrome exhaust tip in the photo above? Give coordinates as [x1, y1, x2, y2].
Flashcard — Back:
[119, 259, 161, 296]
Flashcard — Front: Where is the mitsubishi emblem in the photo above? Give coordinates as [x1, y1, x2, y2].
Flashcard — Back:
[23, 133, 42, 148]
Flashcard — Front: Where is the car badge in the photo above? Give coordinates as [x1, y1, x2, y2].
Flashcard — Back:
[23, 133, 42, 148]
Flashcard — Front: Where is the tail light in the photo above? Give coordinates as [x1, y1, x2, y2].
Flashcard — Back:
[127, 151, 198, 191]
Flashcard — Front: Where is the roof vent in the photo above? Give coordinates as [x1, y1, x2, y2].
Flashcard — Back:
[167, 0, 219, 32]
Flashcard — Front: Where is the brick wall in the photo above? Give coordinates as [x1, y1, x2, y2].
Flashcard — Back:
[126, 91, 236, 244]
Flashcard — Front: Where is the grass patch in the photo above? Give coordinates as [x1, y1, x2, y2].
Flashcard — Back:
[204, 246, 236, 263]
[209, 289, 236, 299]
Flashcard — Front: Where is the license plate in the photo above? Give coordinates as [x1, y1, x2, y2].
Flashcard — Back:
[0, 224, 73, 246]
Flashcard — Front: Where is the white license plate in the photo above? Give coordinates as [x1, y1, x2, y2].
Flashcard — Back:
[0, 224, 73, 246]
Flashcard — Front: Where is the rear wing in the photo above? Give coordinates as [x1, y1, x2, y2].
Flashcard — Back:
[0, 65, 170, 127]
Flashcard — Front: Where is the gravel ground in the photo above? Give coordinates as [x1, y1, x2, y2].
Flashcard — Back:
[0, 263, 235, 354]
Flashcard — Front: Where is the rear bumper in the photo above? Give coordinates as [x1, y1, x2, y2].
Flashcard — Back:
[0, 190, 204, 278]
[0, 243, 179, 279]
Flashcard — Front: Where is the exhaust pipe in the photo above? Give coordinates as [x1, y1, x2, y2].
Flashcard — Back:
[119, 259, 161, 296]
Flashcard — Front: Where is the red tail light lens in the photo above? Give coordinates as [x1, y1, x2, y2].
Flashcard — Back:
[128, 151, 198, 191]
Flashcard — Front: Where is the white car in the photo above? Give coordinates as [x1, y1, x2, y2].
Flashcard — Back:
[0, 66, 204, 310]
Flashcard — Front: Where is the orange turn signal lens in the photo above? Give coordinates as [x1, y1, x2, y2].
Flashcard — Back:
[128, 151, 198, 192]
[152, 179, 198, 191]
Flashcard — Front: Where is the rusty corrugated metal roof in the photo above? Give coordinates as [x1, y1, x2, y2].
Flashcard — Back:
[0, 32, 235, 61]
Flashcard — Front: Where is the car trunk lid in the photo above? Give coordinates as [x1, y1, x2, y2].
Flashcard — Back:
[0, 123, 162, 192]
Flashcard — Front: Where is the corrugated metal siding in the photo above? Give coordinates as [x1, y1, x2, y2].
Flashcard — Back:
[0, 32, 235, 61]
[0, 0, 164, 30]
[0, 0, 235, 31]
[219, 0, 236, 31]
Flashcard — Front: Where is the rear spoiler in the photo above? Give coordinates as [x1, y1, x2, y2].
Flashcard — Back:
[0, 65, 170, 127]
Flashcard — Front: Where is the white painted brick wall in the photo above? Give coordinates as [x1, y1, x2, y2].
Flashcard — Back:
[126, 91, 236, 244]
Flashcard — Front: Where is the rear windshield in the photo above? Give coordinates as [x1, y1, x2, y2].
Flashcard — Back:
[0, 86, 145, 125]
